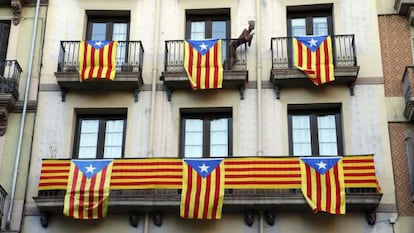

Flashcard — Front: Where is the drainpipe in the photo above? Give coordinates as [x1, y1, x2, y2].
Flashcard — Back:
[255, 0, 263, 156]
[148, 0, 161, 158]
[259, 212, 264, 233]
[6, 0, 41, 229]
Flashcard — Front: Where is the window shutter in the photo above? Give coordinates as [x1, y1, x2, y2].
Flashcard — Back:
[405, 130, 414, 201]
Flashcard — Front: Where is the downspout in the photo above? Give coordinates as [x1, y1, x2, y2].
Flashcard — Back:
[148, 0, 161, 158]
[6, 0, 41, 229]
[255, 0, 263, 156]
[259, 212, 264, 233]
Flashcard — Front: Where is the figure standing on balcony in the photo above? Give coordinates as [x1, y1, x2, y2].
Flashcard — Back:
[229, 21, 255, 67]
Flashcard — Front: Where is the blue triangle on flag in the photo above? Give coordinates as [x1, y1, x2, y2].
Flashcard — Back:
[294, 35, 328, 52]
[186, 38, 219, 55]
[184, 158, 223, 178]
[300, 157, 341, 175]
[72, 159, 113, 179]
[86, 40, 112, 49]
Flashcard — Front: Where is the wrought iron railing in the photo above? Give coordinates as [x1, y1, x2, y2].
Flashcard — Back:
[270, 34, 357, 69]
[164, 39, 248, 72]
[402, 66, 414, 103]
[57, 41, 144, 73]
[0, 60, 22, 99]
[0, 185, 7, 224]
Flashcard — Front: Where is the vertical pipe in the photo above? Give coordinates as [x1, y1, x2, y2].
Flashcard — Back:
[6, 0, 41, 229]
[148, 0, 162, 158]
[256, 0, 263, 156]
[259, 212, 264, 233]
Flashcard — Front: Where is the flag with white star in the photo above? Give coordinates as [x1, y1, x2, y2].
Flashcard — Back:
[299, 156, 345, 215]
[183, 38, 224, 90]
[180, 158, 225, 219]
[292, 35, 335, 85]
[64, 159, 113, 219]
[78, 40, 118, 81]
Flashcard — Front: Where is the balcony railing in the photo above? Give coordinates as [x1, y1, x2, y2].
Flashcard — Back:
[57, 41, 144, 73]
[0, 60, 22, 99]
[402, 66, 414, 120]
[55, 41, 144, 101]
[0, 185, 7, 225]
[270, 35, 359, 98]
[161, 39, 249, 100]
[34, 156, 382, 221]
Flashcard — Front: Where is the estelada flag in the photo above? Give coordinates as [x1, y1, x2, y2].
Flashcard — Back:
[299, 157, 345, 214]
[180, 158, 225, 219]
[64, 159, 113, 219]
[184, 38, 223, 90]
[293, 35, 334, 85]
[78, 40, 117, 81]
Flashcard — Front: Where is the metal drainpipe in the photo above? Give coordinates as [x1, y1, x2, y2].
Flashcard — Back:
[259, 212, 264, 233]
[256, 0, 263, 156]
[148, 0, 161, 158]
[5, 0, 41, 229]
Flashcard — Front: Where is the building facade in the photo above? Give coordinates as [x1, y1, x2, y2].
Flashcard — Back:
[0, 0, 405, 232]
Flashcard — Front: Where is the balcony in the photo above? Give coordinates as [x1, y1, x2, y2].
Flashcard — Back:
[33, 156, 382, 224]
[0, 60, 22, 136]
[402, 66, 414, 120]
[395, 0, 414, 25]
[270, 35, 359, 99]
[55, 41, 144, 102]
[160, 39, 249, 101]
[0, 185, 7, 226]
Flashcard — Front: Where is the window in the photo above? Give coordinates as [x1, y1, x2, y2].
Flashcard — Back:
[86, 10, 130, 41]
[288, 104, 343, 156]
[405, 130, 414, 201]
[0, 21, 10, 74]
[180, 108, 232, 158]
[73, 109, 127, 159]
[287, 4, 333, 36]
[185, 9, 230, 40]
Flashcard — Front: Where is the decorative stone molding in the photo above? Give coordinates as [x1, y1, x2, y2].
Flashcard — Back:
[11, 0, 22, 25]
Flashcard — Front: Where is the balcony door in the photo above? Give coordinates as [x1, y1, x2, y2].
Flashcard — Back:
[0, 22, 10, 75]
[287, 4, 333, 37]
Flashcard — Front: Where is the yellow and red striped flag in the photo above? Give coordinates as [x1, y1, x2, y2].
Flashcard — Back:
[293, 35, 334, 85]
[63, 159, 113, 219]
[184, 38, 223, 90]
[78, 40, 117, 81]
[299, 157, 345, 215]
[180, 158, 224, 219]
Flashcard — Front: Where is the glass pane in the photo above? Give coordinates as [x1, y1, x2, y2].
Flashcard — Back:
[190, 21, 205, 39]
[184, 119, 203, 157]
[113, 23, 128, 40]
[317, 115, 338, 155]
[104, 120, 124, 158]
[291, 18, 306, 36]
[91, 23, 106, 41]
[78, 120, 99, 158]
[291, 116, 311, 156]
[212, 21, 226, 39]
[313, 17, 328, 35]
[210, 118, 228, 157]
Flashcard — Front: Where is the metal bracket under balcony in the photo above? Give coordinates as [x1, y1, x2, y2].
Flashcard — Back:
[161, 40, 249, 101]
[270, 35, 359, 99]
[55, 41, 144, 102]
[33, 188, 382, 217]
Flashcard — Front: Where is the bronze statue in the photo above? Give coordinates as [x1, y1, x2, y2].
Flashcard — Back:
[229, 20, 255, 64]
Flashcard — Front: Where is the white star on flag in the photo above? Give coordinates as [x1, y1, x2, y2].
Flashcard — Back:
[198, 163, 210, 173]
[85, 164, 96, 174]
[316, 161, 327, 170]
[199, 43, 208, 51]
[94, 41, 103, 47]
[308, 38, 318, 47]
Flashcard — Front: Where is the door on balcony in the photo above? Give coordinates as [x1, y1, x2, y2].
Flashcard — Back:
[180, 108, 232, 158]
[185, 9, 230, 63]
[0, 22, 10, 76]
[86, 10, 130, 67]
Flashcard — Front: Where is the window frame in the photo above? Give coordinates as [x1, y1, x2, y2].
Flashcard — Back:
[179, 108, 233, 158]
[73, 109, 127, 159]
[185, 8, 231, 40]
[288, 104, 343, 156]
[286, 4, 334, 36]
[85, 10, 130, 41]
